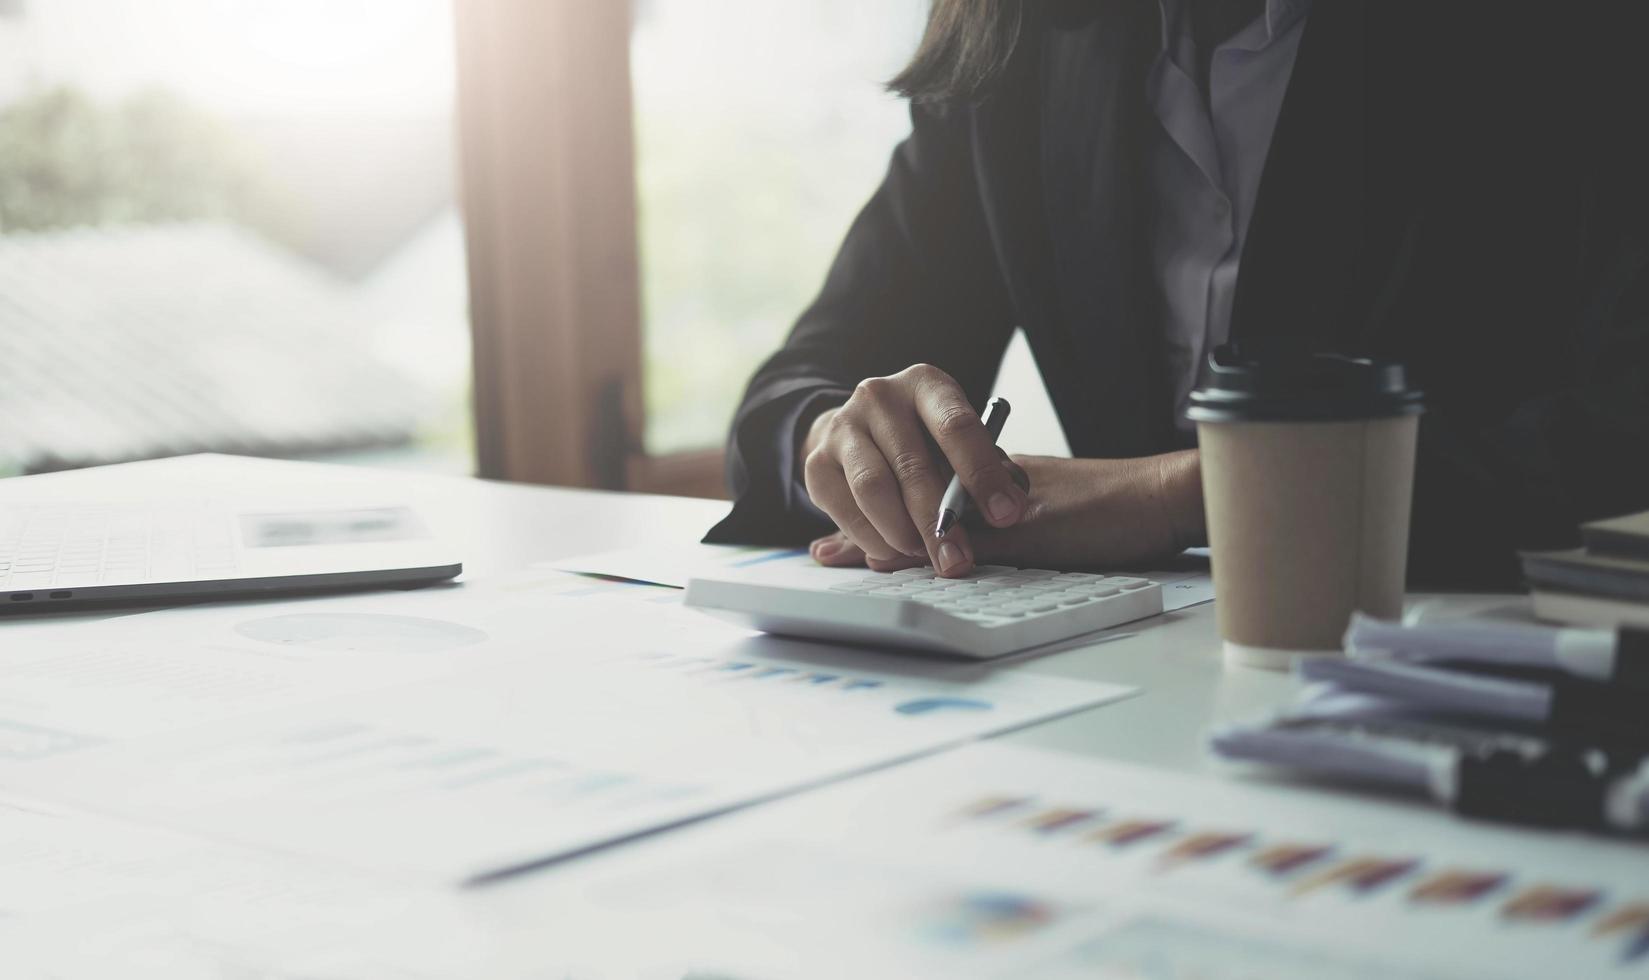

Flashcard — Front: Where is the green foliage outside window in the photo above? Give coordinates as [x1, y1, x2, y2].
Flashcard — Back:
[0, 86, 281, 236]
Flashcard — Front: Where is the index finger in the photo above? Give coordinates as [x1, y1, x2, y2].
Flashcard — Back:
[912, 377, 1027, 528]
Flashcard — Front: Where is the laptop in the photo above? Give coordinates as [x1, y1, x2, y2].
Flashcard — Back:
[0, 499, 461, 611]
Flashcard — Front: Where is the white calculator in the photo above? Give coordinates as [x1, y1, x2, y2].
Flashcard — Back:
[685, 563, 1163, 659]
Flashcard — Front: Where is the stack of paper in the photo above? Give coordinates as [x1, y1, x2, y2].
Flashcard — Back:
[1523, 509, 1649, 627]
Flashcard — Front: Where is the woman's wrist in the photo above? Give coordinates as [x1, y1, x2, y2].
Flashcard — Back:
[1154, 448, 1206, 553]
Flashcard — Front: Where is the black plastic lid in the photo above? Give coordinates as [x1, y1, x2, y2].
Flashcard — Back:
[1185, 344, 1424, 424]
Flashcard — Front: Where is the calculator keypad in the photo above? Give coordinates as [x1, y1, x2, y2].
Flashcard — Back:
[828, 567, 1156, 625]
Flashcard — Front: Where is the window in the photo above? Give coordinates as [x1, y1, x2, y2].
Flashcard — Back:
[630, 0, 926, 455]
[0, 0, 471, 476]
[455, 0, 928, 496]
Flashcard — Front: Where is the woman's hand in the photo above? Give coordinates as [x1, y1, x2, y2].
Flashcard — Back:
[811, 450, 1205, 574]
[800, 364, 1032, 577]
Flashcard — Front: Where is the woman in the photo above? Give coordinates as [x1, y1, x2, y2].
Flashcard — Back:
[707, 0, 1649, 589]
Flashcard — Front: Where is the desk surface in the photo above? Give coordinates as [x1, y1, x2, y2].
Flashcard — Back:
[0, 453, 1511, 778]
[0, 454, 1544, 972]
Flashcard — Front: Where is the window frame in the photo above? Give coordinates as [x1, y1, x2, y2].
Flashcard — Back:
[454, 0, 725, 497]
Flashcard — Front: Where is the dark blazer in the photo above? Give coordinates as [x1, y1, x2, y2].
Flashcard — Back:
[707, 1, 1649, 589]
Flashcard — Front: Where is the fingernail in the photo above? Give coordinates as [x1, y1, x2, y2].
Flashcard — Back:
[814, 539, 841, 559]
[937, 540, 965, 574]
[987, 492, 1019, 524]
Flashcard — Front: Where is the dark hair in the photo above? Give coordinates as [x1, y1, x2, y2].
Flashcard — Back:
[888, 0, 1024, 104]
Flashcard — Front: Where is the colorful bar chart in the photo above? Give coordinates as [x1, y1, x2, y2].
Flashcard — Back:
[944, 789, 1649, 965]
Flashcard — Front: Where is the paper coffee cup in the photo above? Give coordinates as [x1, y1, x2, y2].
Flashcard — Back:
[1187, 346, 1423, 670]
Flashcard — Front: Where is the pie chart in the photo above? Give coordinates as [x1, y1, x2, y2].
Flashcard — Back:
[234, 613, 489, 654]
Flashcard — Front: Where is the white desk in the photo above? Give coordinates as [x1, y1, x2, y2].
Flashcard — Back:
[0, 454, 1323, 776]
[0, 454, 1530, 969]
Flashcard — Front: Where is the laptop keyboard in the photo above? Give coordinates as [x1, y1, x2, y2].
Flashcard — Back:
[0, 504, 239, 589]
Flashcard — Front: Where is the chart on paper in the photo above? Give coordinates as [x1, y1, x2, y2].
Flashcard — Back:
[3, 639, 1133, 882]
[526, 743, 1649, 979]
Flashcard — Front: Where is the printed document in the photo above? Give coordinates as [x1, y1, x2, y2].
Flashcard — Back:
[0, 575, 1134, 883]
[500, 743, 1649, 979]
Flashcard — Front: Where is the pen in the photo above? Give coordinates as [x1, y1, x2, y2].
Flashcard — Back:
[934, 397, 1011, 539]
